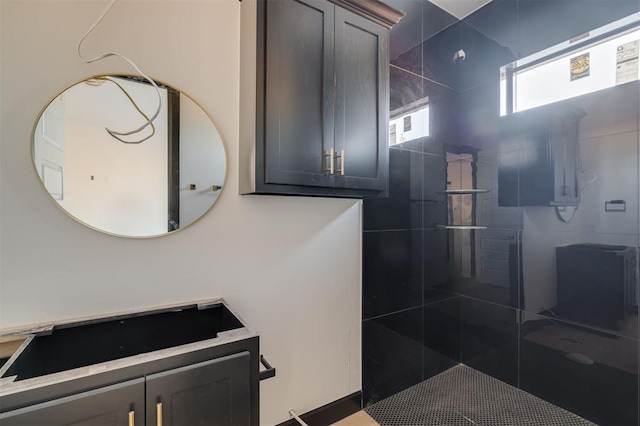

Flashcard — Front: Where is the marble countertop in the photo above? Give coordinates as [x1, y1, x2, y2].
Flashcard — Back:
[0, 297, 257, 397]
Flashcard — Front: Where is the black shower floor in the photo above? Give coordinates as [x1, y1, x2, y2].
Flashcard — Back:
[365, 365, 596, 426]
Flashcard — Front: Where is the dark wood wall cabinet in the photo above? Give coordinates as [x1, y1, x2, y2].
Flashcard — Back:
[239, 0, 403, 198]
[498, 103, 586, 207]
[0, 300, 269, 426]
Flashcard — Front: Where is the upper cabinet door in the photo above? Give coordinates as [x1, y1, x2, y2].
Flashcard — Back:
[265, 0, 335, 188]
[334, 7, 389, 191]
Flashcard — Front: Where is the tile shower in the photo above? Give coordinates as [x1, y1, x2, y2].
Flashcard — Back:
[362, 1, 640, 425]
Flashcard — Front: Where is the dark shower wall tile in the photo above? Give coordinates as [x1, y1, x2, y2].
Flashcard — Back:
[433, 227, 522, 309]
[497, 102, 593, 210]
[391, 42, 423, 78]
[520, 312, 639, 426]
[475, 158, 523, 230]
[363, 230, 423, 319]
[424, 297, 462, 379]
[465, 0, 639, 61]
[457, 84, 502, 153]
[457, 23, 515, 92]
[423, 227, 449, 293]
[461, 298, 519, 386]
[389, 72, 457, 157]
[364, 149, 422, 231]
[577, 81, 640, 141]
[390, 67, 426, 151]
[424, 83, 457, 156]
[421, 23, 461, 89]
[386, 0, 423, 65]
[420, 0, 458, 43]
[464, 0, 519, 59]
[534, 241, 639, 340]
[472, 228, 521, 308]
[516, 0, 640, 59]
[363, 307, 424, 405]
[420, 24, 514, 93]
[442, 147, 523, 230]
[388, 0, 458, 76]
[422, 154, 447, 228]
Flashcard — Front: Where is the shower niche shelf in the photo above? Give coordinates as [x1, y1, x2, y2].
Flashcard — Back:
[437, 225, 488, 230]
[444, 189, 489, 194]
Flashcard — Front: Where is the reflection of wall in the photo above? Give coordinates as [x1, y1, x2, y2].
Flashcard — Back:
[522, 84, 639, 313]
[64, 79, 168, 236]
[0, 2, 360, 424]
[179, 93, 225, 227]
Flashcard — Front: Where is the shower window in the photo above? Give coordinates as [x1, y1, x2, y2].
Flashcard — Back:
[500, 12, 640, 116]
[389, 101, 430, 146]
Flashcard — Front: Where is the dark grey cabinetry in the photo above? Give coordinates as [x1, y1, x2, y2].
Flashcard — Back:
[0, 378, 145, 426]
[334, 7, 389, 191]
[264, 0, 336, 189]
[0, 302, 260, 426]
[1, 355, 250, 426]
[240, 0, 403, 197]
[146, 352, 250, 426]
[498, 103, 586, 207]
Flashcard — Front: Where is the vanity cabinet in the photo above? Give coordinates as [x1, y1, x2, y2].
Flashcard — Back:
[0, 353, 250, 426]
[0, 301, 262, 426]
[498, 103, 586, 207]
[240, 0, 404, 197]
[146, 352, 250, 426]
[0, 378, 145, 425]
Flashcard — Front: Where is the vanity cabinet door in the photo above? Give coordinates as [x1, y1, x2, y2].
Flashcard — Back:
[0, 378, 145, 426]
[145, 352, 250, 426]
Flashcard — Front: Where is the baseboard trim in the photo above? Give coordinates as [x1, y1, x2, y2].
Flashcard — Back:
[276, 391, 363, 426]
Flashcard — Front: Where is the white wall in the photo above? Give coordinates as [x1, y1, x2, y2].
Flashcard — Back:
[179, 92, 226, 227]
[63, 79, 169, 236]
[0, 1, 362, 424]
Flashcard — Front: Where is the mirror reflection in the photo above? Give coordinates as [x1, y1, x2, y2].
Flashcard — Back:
[33, 76, 226, 238]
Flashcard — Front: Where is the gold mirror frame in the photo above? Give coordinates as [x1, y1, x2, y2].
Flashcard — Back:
[31, 74, 228, 238]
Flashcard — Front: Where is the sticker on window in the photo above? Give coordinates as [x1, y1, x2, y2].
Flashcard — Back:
[403, 116, 412, 132]
[570, 53, 590, 81]
[390, 123, 397, 146]
[616, 40, 639, 85]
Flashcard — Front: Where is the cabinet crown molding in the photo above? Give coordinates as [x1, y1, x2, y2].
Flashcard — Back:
[328, 0, 405, 28]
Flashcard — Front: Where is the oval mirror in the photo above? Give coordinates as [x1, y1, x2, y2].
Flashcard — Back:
[32, 75, 226, 238]
[556, 205, 578, 223]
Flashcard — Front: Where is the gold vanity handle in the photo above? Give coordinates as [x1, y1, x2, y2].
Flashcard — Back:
[335, 149, 344, 176]
[128, 411, 135, 426]
[157, 403, 163, 426]
[324, 148, 335, 174]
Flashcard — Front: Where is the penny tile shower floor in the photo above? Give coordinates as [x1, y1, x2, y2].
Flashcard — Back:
[335, 365, 594, 426]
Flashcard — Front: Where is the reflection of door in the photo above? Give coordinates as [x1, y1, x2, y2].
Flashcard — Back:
[34, 95, 66, 203]
[446, 152, 474, 278]
[475, 150, 522, 288]
[168, 90, 180, 231]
